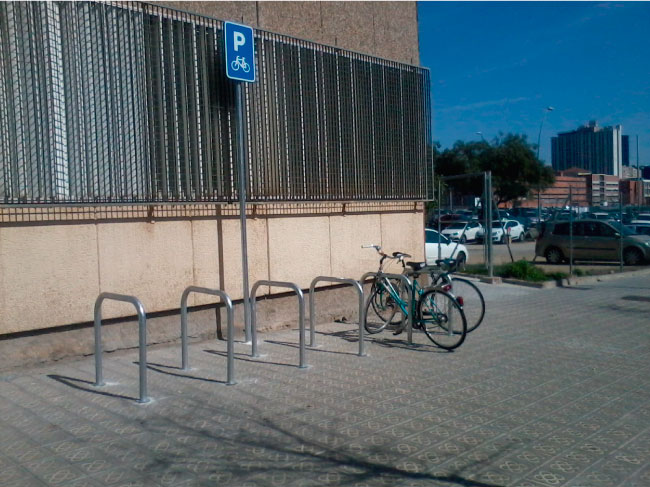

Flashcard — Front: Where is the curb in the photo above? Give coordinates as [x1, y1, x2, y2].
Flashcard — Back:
[560, 267, 650, 287]
[459, 267, 650, 289]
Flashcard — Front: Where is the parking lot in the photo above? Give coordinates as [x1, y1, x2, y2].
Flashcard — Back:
[464, 240, 648, 274]
[1, 274, 649, 486]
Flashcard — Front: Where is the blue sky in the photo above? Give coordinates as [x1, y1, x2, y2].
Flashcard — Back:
[418, 2, 650, 165]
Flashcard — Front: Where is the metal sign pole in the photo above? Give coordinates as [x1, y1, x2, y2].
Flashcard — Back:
[236, 83, 252, 343]
[225, 21, 256, 343]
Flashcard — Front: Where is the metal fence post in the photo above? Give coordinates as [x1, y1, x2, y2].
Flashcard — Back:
[487, 171, 494, 278]
[94, 292, 150, 403]
[569, 185, 574, 276]
[619, 190, 624, 273]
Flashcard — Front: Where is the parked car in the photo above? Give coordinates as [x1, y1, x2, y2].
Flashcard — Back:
[628, 223, 650, 237]
[425, 228, 468, 267]
[535, 219, 650, 265]
[524, 222, 541, 241]
[476, 220, 526, 244]
[427, 213, 465, 229]
[581, 212, 613, 221]
[510, 208, 540, 224]
[440, 221, 483, 243]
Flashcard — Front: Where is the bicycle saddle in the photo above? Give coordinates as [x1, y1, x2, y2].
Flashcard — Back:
[406, 261, 426, 271]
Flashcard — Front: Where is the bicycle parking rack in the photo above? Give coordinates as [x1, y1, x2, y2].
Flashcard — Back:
[250, 280, 307, 369]
[94, 293, 150, 404]
[180, 286, 235, 385]
[359, 272, 414, 345]
[308, 276, 366, 357]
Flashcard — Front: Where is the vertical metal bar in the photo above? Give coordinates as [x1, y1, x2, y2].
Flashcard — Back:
[93, 293, 149, 403]
[236, 82, 252, 343]
[180, 287, 190, 370]
[437, 179, 442, 262]
[93, 300, 105, 387]
[180, 286, 236, 384]
[250, 280, 306, 367]
[308, 277, 366, 357]
[619, 189, 624, 273]
[225, 297, 235, 385]
[407, 278, 414, 345]
[484, 172, 488, 268]
[298, 290, 306, 369]
[569, 185, 573, 276]
[487, 171, 494, 278]
[137, 309, 148, 403]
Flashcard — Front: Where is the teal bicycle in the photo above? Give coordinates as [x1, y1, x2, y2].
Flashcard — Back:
[362, 245, 467, 350]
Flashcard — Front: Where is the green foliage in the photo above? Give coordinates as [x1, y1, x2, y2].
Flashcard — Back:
[432, 133, 555, 204]
[462, 260, 568, 282]
[498, 260, 549, 282]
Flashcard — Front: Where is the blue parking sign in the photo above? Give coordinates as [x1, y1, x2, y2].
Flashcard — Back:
[225, 22, 256, 83]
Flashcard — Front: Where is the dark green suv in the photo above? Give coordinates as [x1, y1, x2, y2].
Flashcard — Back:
[535, 219, 650, 265]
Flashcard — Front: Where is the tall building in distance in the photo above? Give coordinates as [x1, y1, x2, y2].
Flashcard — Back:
[551, 121, 628, 176]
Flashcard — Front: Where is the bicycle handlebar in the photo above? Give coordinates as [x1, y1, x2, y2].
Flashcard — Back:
[361, 244, 411, 262]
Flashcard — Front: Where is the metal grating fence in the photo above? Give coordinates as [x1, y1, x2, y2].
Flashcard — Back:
[0, 1, 431, 204]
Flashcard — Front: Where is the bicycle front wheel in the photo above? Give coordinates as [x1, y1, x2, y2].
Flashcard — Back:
[447, 277, 485, 333]
[417, 288, 467, 350]
[364, 280, 400, 334]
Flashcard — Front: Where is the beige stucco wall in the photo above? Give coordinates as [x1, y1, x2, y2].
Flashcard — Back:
[0, 206, 423, 335]
[158, 1, 420, 65]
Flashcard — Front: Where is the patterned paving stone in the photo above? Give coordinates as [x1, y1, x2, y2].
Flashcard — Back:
[1, 276, 650, 486]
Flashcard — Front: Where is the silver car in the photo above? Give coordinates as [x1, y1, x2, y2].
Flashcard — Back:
[535, 219, 650, 265]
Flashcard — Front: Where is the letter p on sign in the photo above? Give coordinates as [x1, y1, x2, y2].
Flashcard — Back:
[225, 22, 256, 83]
[234, 32, 246, 51]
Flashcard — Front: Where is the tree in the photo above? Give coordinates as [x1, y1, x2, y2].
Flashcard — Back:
[480, 134, 555, 205]
[433, 140, 488, 196]
[433, 133, 555, 205]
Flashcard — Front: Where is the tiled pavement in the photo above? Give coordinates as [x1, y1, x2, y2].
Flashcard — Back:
[1, 276, 649, 487]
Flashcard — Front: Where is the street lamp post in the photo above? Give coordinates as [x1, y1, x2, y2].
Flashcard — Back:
[536, 106, 554, 223]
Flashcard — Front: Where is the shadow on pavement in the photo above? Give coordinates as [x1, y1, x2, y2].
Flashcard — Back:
[265, 339, 360, 357]
[324, 329, 450, 354]
[47, 374, 136, 401]
[137, 362, 227, 385]
[203, 348, 298, 369]
[135, 398, 506, 487]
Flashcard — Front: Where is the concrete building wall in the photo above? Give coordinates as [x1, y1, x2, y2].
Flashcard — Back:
[0, 203, 424, 335]
[0, 1, 426, 346]
[158, 1, 420, 65]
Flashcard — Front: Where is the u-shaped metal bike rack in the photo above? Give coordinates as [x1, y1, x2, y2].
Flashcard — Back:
[180, 286, 235, 385]
[308, 276, 366, 357]
[360, 272, 414, 344]
[250, 280, 307, 369]
[94, 292, 150, 403]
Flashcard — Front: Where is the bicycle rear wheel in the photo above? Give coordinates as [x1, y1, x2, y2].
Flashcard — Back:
[364, 280, 402, 334]
[417, 288, 467, 350]
[447, 277, 485, 333]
